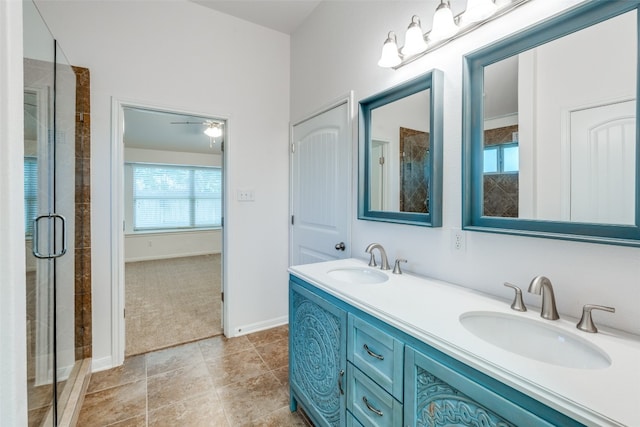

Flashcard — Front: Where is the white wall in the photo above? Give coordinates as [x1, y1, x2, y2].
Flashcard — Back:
[123, 147, 222, 261]
[35, 0, 290, 369]
[0, 0, 28, 423]
[291, 0, 640, 335]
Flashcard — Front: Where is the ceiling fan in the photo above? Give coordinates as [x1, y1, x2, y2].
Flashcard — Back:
[170, 120, 223, 138]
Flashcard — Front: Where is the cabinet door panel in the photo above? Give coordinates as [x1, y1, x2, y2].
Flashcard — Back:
[404, 346, 579, 427]
[290, 281, 347, 427]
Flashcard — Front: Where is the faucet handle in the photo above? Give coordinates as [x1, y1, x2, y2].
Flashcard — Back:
[503, 282, 527, 312]
[576, 304, 615, 333]
[392, 259, 407, 275]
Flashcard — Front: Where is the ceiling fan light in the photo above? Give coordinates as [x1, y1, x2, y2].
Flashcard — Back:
[204, 124, 222, 138]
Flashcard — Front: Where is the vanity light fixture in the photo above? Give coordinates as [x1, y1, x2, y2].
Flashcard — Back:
[378, 0, 528, 69]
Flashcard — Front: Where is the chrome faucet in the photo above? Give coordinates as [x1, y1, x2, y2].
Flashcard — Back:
[527, 275, 559, 320]
[365, 243, 390, 270]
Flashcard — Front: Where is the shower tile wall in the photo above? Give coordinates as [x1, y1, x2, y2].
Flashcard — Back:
[73, 65, 92, 360]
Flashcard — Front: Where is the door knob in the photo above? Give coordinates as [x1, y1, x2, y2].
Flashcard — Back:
[335, 242, 346, 251]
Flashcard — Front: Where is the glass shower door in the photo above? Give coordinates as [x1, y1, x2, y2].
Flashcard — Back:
[24, 1, 76, 425]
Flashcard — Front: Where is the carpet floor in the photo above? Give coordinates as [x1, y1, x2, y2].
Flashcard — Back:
[125, 254, 222, 356]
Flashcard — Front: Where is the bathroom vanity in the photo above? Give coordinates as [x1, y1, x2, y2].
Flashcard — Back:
[288, 259, 640, 427]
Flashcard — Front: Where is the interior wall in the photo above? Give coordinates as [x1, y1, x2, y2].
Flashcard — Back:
[0, 0, 28, 424]
[291, 0, 640, 335]
[35, 0, 290, 369]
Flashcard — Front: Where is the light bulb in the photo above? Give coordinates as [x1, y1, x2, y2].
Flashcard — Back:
[377, 31, 402, 68]
[204, 124, 222, 138]
[462, 0, 497, 24]
[430, 1, 458, 42]
[401, 15, 428, 56]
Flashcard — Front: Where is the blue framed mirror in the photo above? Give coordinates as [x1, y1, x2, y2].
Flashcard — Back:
[463, 1, 640, 246]
[359, 69, 443, 226]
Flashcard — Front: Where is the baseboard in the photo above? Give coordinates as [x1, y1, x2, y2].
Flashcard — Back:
[91, 355, 117, 373]
[124, 251, 220, 263]
[230, 315, 289, 337]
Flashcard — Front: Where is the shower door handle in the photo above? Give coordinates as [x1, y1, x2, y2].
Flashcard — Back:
[32, 213, 67, 259]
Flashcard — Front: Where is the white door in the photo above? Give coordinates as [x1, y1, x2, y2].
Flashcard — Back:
[569, 100, 636, 224]
[290, 102, 351, 265]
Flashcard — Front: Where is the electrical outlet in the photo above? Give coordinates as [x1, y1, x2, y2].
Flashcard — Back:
[237, 189, 255, 201]
[451, 229, 466, 251]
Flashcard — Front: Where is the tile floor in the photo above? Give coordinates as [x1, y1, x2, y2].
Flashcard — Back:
[78, 325, 309, 426]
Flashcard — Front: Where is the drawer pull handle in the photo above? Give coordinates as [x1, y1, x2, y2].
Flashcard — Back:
[338, 369, 345, 395]
[362, 396, 383, 417]
[363, 344, 384, 360]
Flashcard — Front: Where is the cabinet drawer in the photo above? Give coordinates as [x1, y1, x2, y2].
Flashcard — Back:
[346, 410, 365, 427]
[348, 314, 404, 400]
[347, 363, 402, 427]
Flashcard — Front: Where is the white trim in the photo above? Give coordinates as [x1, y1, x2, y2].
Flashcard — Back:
[124, 250, 220, 263]
[0, 0, 27, 424]
[111, 97, 230, 368]
[91, 355, 117, 373]
[230, 315, 289, 338]
[289, 91, 355, 266]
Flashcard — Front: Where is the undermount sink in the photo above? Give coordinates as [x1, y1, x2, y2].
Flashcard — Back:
[460, 311, 611, 369]
[327, 267, 389, 284]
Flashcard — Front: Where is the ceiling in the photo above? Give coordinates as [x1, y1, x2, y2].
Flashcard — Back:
[123, 107, 223, 155]
[190, 0, 322, 34]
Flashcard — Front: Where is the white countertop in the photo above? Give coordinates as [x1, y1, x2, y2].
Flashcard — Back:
[289, 258, 640, 427]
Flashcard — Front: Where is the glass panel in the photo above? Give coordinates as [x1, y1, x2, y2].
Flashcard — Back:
[483, 147, 498, 173]
[23, 0, 56, 424]
[54, 40, 77, 421]
[132, 164, 221, 230]
[24, 1, 79, 424]
[503, 145, 519, 172]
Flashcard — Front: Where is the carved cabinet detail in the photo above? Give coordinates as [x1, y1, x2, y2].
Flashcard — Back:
[289, 279, 347, 426]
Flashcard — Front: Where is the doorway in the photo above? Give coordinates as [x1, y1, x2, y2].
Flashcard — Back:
[120, 105, 225, 356]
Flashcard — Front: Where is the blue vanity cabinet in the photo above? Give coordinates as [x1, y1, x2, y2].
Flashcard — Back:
[289, 274, 586, 427]
[289, 279, 348, 427]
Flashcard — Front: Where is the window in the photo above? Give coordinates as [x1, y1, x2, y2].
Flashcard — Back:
[24, 157, 38, 237]
[483, 143, 519, 173]
[131, 163, 221, 231]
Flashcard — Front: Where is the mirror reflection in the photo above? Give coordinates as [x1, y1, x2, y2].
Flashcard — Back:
[359, 70, 443, 227]
[369, 89, 431, 213]
[482, 9, 637, 225]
